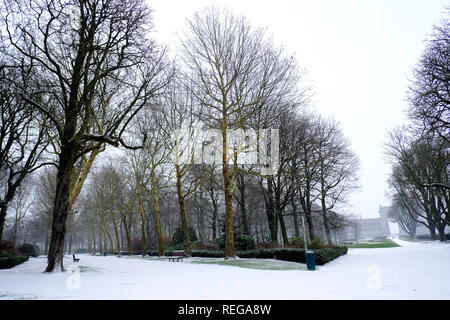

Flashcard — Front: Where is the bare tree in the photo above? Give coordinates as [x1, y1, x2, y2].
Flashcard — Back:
[387, 130, 449, 241]
[315, 117, 360, 245]
[180, 6, 303, 257]
[2, 0, 171, 271]
[408, 16, 450, 145]
[0, 63, 48, 243]
[388, 195, 418, 240]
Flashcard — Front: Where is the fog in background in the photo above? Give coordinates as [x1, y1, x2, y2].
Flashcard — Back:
[148, 0, 448, 218]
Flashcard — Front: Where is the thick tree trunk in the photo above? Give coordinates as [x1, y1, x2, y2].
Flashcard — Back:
[223, 162, 234, 258]
[45, 150, 74, 272]
[265, 178, 278, 244]
[437, 224, 447, 242]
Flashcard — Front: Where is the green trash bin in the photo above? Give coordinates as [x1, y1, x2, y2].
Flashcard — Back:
[306, 251, 316, 271]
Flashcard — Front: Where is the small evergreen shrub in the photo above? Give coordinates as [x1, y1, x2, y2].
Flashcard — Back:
[235, 235, 255, 251]
[172, 227, 198, 246]
[214, 234, 256, 251]
[309, 238, 327, 250]
[0, 255, 29, 269]
[288, 237, 306, 248]
[17, 243, 39, 257]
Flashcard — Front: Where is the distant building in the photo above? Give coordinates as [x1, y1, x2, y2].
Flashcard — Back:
[341, 205, 391, 242]
[286, 204, 393, 244]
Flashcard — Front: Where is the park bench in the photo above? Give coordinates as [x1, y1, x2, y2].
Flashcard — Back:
[168, 250, 185, 262]
[73, 254, 80, 262]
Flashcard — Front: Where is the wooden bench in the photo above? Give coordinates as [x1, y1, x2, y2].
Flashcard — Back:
[168, 250, 185, 262]
[73, 254, 80, 262]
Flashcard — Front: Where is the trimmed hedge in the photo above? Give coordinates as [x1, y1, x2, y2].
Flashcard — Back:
[155, 247, 347, 265]
[100, 246, 348, 265]
[0, 255, 29, 269]
[312, 247, 348, 265]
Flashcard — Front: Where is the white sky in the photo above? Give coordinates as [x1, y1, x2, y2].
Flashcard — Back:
[147, 0, 448, 218]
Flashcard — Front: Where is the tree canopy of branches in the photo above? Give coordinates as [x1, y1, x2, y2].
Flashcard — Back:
[2, 0, 171, 271]
[0, 63, 48, 242]
[180, 6, 303, 258]
[408, 15, 450, 144]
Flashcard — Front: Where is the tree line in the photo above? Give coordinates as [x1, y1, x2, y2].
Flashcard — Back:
[386, 14, 449, 241]
[0, 1, 359, 272]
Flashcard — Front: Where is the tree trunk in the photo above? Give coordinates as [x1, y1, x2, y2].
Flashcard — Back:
[153, 195, 164, 256]
[99, 228, 103, 253]
[12, 218, 19, 247]
[110, 209, 121, 255]
[265, 177, 278, 244]
[223, 162, 234, 258]
[46, 148, 75, 272]
[321, 197, 333, 246]
[176, 165, 192, 256]
[239, 174, 249, 236]
[209, 186, 218, 240]
[437, 224, 447, 242]
[305, 207, 315, 241]
[274, 178, 288, 246]
[0, 203, 8, 243]
[292, 201, 299, 238]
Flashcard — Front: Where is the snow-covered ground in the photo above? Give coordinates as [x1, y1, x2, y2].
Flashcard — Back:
[1, 239, 449, 300]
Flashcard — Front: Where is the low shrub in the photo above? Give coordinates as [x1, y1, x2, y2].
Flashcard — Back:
[171, 227, 198, 246]
[238, 246, 348, 265]
[309, 238, 328, 250]
[0, 255, 29, 269]
[17, 243, 40, 257]
[143, 245, 348, 265]
[273, 248, 307, 263]
[236, 249, 275, 259]
[191, 250, 224, 258]
[0, 241, 20, 258]
[235, 235, 255, 251]
[214, 234, 256, 251]
[288, 237, 305, 248]
[313, 246, 348, 265]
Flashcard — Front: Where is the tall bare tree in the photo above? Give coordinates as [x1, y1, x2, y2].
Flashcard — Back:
[408, 16, 450, 145]
[2, 0, 171, 271]
[0, 63, 48, 243]
[180, 7, 302, 257]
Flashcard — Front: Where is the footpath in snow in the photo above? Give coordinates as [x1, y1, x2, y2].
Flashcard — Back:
[0, 239, 449, 300]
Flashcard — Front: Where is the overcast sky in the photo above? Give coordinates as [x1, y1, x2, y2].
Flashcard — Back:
[147, 0, 448, 218]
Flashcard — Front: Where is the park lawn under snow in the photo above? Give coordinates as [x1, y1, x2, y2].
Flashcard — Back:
[0, 239, 449, 300]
